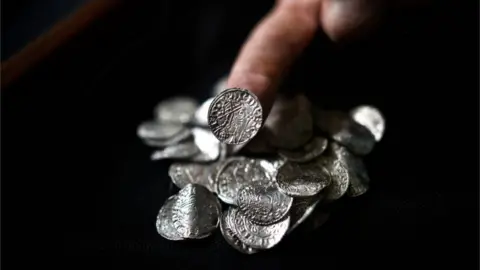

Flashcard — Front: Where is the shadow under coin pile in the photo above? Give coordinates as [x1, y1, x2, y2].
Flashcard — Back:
[137, 79, 385, 254]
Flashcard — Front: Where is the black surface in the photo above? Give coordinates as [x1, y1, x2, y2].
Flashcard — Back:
[2, 1, 478, 269]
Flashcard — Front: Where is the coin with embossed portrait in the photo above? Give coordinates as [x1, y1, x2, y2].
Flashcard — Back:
[208, 88, 263, 145]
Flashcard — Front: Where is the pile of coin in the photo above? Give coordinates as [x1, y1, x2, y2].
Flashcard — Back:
[137, 79, 385, 254]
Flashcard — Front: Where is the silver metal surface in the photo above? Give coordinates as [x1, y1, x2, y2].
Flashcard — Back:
[350, 105, 385, 142]
[208, 88, 263, 145]
[220, 208, 258, 254]
[215, 157, 275, 205]
[278, 136, 328, 163]
[237, 181, 293, 225]
[150, 141, 199, 160]
[137, 121, 185, 140]
[155, 96, 198, 124]
[232, 207, 290, 250]
[276, 161, 331, 197]
[313, 109, 376, 155]
[170, 184, 221, 239]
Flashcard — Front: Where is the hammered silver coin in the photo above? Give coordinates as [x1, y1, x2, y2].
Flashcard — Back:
[278, 136, 328, 163]
[320, 154, 350, 201]
[170, 184, 221, 239]
[193, 97, 214, 127]
[287, 196, 321, 234]
[232, 207, 290, 250]
[313, 109, 375, 155]
[265, 94, 313, 150]
[150, 141, 199, 161]
[350, 105, 385, 142]
[220, 208, 258, 254]
[143, 128, 192, 148]
[155, 96, 198, 124]
[168, 163, 214, 191]
[330, 142, 370, 197]
[276, 161, 331, 197]
[137, 121, 185, 140]
[237, 181, 293, 225]
[156, 195, 184, 241]
[208, 88, 263, 145]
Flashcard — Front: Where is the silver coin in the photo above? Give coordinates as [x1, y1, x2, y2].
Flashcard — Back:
[232, 207, 290, 249]
[278, 136, 328, 163]
[219, 208, 258, 254]
[237, 181, 293, 225]
[137, 121, 185, 140]
[287, 197, 321, 234]
[329, 143, 370, 197]
[350, 105, 385, 142]
[265, 94, 313, 150]
[208, 88, 263, 145]
[276, 161, 331, 197]
[312, 109, 375, 155]
[170, 184, 221, 239]
[192, 127, 220, 161]
[155, 96, 198, 124]
[193, 97, 214, 127]
[207, 161, 224, 193]
[150, 141, 199, 161]
[216, 157, 276, 205]
[156, 195, 184, 241]
[168, 163, 213, 191]
[321, 154, 350, 201]
[143, 128, 192, 148]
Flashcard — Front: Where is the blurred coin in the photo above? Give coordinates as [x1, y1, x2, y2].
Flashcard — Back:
[278, 136, 328, 163]
[237, 181, 293, 225]
[193, 97, 214, 127]
[137, 121, 185, 140]
[155, 96, 198, 124]
[287, 196, 321, 234]
[170, 184, 221, 239]
[208, 88, 263, 145]
[232, 207, 290, 250]
[156, 195, 184, 241]
[150, 141, 199, 161]
[313, 109, 375, 155]
[276, 161, 331, 197]
[350, 105, 385, 142]
[192, 127, 220, 161]
[320, 151, 350, 201]
[329, 143, 370, 197]
[168, 163, 213, 191]
[220, 208, 258, 254]
[265, 94, 313, 150]
[142, 128, 192, 148]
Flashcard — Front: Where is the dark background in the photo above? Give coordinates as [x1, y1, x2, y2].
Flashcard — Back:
[2, 0, 478, 269]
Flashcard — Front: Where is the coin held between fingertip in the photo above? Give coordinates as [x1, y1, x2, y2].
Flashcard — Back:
[207, 88, 264, 145]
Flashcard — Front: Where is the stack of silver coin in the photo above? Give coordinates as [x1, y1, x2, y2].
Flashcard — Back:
[137, 76, 386, 254]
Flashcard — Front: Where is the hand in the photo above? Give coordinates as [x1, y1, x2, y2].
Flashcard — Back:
[227, 0, 425, 115]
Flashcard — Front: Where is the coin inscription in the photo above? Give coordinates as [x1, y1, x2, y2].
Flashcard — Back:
[232, 207, 290, 249]
[237, 181, 293, 225]
[276, 161, 331, 197]
[208, 88, 263, 145]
